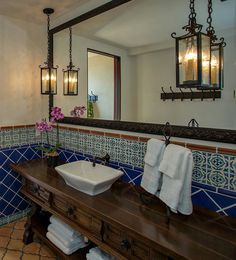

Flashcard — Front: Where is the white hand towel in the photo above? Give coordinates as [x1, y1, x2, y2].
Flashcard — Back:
[159, 144, 188, 178]
[50, 215, 80, 239]
[141, 139, 165, 195]
[158, 145, 193, 215]
[48, 224, 84, 248]
[144, 139, 165, 166]
[46, 231, 86, 255]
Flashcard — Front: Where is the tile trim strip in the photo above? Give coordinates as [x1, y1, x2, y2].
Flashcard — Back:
[0, 208, 31, 226]
[1, 124, 236, 154]
[56, 125, 236, 154]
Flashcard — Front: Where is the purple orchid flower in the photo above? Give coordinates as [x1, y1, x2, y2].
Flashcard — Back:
[70, 105, 86, 118]
[50, 106, 64, 123]
[35, 119, 53, 133]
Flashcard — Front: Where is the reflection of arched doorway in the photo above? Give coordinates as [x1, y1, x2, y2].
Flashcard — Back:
[87, 49, 121, 120]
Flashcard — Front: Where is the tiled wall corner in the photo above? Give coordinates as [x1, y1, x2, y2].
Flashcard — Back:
[0, 125, 42, 219]
[0, 144, 41, 218]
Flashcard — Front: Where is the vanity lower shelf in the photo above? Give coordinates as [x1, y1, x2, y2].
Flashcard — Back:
[30, 211, 93, 260]
[11, 159, 236, 260]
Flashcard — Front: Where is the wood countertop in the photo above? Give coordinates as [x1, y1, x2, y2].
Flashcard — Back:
[11, 159, 236, 260]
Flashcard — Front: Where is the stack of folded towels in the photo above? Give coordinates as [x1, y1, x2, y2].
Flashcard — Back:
[46, 215, 87, 255]
[86, 247, 116, 260]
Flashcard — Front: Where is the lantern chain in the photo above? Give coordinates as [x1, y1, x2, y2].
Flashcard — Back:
[46, 13, 50, 65]
[189, 0, 196, 21]
[182, 0, 202, 35]
[206, 0, 217, 42]
[68, 27, 74, 69]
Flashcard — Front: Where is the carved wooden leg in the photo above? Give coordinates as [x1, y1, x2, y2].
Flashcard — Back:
[23, 221, 34, 245]
[23, 204, 39, 245]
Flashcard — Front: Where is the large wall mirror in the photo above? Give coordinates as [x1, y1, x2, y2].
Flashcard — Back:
[51, 0, 236, 143]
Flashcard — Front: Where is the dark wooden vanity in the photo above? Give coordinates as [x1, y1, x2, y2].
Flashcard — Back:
[11, 159, 236, 260]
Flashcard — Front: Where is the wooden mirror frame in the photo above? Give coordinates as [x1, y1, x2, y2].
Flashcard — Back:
[48, 0, 236, 144]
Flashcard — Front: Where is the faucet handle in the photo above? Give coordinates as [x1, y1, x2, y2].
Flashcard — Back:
[103, 153, 111, 164]
[103, 153, 110, 164]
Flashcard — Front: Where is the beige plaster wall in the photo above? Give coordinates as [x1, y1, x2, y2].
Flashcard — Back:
[0, 15, 48, 126]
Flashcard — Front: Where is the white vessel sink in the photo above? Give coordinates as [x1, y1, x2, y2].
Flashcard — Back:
[55, 161, 123, 196]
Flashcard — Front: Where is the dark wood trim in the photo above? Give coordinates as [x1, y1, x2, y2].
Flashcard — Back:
[60, 117, 236, 144]
[49, 0, 236, 144]
[114, 55, 121, 120]
[50, 0, 132, 34]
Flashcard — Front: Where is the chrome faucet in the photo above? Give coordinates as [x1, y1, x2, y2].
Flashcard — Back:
[92, 153, 110, 167]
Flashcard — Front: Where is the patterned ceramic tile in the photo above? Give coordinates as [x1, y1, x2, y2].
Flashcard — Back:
[230, 156, 236, 174]
[206, 169, 228, 189]
[207, 153, 229, 172]
[229, 174, 236, 191]
[192, 166, 207, 183]
[192, 151, 207, 167]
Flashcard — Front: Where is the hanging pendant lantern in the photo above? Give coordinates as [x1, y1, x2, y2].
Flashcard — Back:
[206, 0, 226, 89]
[40, 8, 58, 95]
[172, 0, 211, 88]
[63, 27, 79, 95]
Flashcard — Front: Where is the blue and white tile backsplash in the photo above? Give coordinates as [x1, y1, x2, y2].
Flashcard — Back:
[0, 125, 236, 220]
[0, 144, 41, 218]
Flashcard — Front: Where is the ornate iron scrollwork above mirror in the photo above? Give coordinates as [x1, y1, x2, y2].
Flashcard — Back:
[48, 0, 236, 144]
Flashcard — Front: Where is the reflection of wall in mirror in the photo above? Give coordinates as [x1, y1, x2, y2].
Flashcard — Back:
[54, 31, 236, 129]
[88, 53, 114, 120]
[131, 33, 236, 129]
[54, 33, 136, 120]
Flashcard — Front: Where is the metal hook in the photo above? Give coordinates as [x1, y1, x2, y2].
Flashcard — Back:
[179, 88, 184, 101]
[161, 87, 166, 101]
[162, 122, 172, 146]
[188, 118, 199, 127]
[170, 86, 174, 101]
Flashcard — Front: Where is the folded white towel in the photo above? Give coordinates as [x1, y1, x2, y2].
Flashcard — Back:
[50, 215, 80, 239]
[46, 231, 86, 255]
[87, 247, 115, 260]
[141, 139, 165, 195]
[158, 144, 193, 215]
[48, 224, 84, 248]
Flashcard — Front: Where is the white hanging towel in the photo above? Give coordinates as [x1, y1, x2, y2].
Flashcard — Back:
[158, 144, 193, 215]
[141, 139, 165, 195]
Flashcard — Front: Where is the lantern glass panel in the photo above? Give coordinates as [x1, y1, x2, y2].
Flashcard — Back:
[178, 35, 198, 85]
[211, 44, 223, 89]
[63, 70, 78, 95]
[41, 67, 57, 94]
[201, 34, 211, 86]
[50, 68, 57, 94]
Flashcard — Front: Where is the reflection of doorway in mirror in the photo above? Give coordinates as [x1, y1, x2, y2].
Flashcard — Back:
[87, 49, 119, 120]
